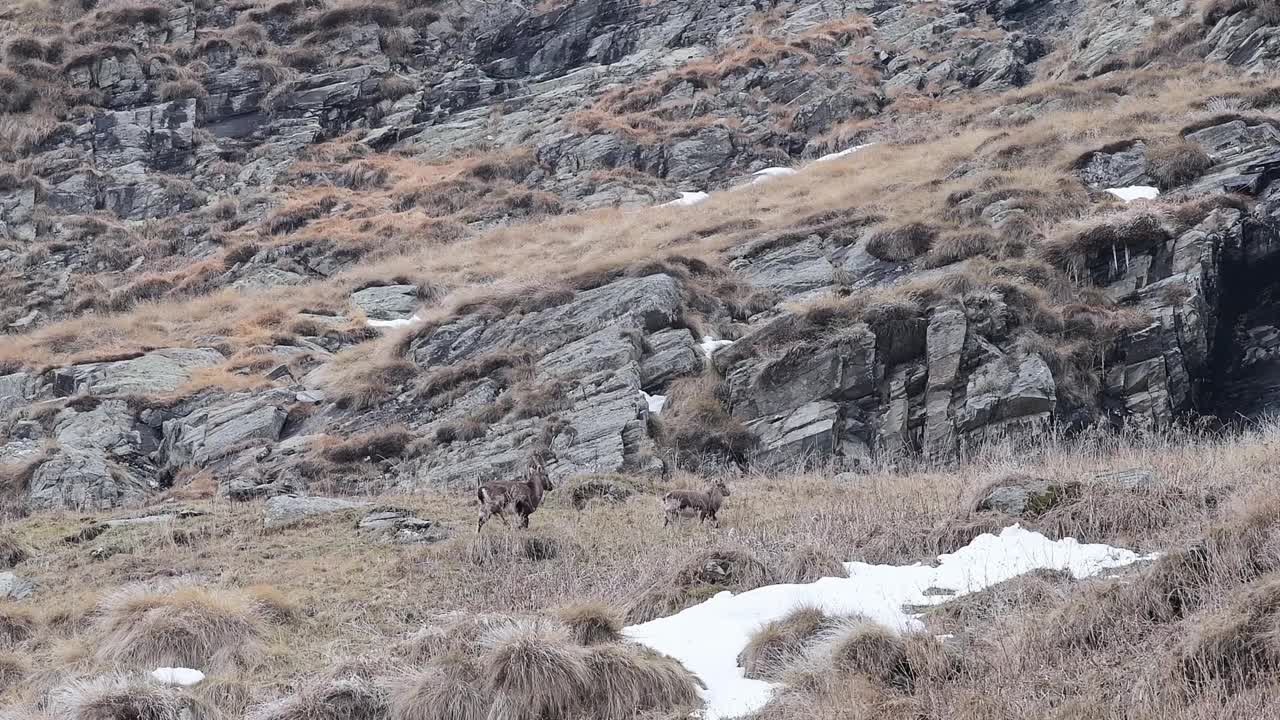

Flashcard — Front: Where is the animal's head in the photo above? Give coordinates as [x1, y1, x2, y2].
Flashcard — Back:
[529, 450, 554, 491]
[713, 478, 731, 496]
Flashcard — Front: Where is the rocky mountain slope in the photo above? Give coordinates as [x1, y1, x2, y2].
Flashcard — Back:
[1, 0, 1279, 515]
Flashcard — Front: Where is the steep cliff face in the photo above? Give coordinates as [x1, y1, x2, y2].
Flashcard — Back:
[2, 0, 1280, 510]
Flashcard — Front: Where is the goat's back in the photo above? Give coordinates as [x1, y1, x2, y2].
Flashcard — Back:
[663, 489, 705, 512]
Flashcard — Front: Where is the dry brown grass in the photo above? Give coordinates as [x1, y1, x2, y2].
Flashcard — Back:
[1202, 0, 1280, 24]
[778, 545, 849, 584]
[658, 373, 756, 470]
[0, 603, 36, 647]
[865, 222, 938, 262]
[555, 601, 624, 646]
[627, 546, 773, 623]
[3, 67, 1260, 388]
[322, 427, 413, 464]
[0, 531, 31, 569]
[739, 605, 835, 680]
[0, 421, 1277, 714]
[96, 583, 268, 672]
[1147, 139, 1215, 190]
[51, 674, 192, 720]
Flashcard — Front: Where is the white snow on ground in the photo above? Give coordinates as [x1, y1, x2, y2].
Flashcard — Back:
[750, 167, 799, 184]
[641, 391, 667, 414]
[366, 313, 421, 329]
[624, 525, 1153, 720]
[814, 142, 876, 163]
[151, 667, 205, 686]
[699, 336, 734, 358]
[654, 143, 874, 209]
[1105, 185, 1160, 202]
[661, 191, 711, 207]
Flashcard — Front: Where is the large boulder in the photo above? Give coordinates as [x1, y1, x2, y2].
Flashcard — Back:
[28, 446, 148, 511]
[975, 474, 1078, 517]
[52, 348, 224, 397]
[264, 495, 373, 531]
[351, 284, 421, 321]
[0, 373, 34, 418]
[160, 391, 291, 469]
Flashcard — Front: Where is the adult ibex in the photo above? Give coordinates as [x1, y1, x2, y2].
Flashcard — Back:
[476, 450, 554, 533]
[663, 478, 730, 527]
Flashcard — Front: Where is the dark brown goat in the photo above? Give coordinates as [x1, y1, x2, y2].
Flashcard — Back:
[476, 452, 554, 532]
[663, 479, 730, 527]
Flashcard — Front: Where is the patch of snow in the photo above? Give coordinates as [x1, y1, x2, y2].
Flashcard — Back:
[641, 391, 667, 414]
[660, 191, 711, 207]
[151, 667, 205, 686]
[1105, 185, 1160, 203]
[750, 167, 798, 185]
[624, 525, 1154, 720]
[699, 336, 734, 358]
[367, 313, 420, 329]
[814, 142, 876, 163]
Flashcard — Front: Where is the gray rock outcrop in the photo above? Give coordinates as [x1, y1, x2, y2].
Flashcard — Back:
[263, 495, 373, 531]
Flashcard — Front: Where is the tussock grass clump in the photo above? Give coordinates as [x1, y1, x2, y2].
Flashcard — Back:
[1146, 139, 1214, 190]
[628, 547, 773, 623]
[481, 620, 592, 720]
[739, 606, 835, 680]
[923, 230, 998, 268]
[815, 619, 912, 686]
[583, 643, 703, 720]
[416, 348, 536, 399]
[243, 584, 303, 625]
[658, 374, 756, 470]
[298, 1, 400, 32]
[390, 658, 487, 720]
[1202, 0, 1280, 24]
[0, 602, 36, 646]
[0, 651, 27, 694]
[1040, 210, 1171, 275]
[1034, 478, 1207, 544]
[323, 427, 413, 463]
[556, 601, 623, 646]
[778, 545, 849, 584]
[1175, 573, 1280, 693]
[865, 223, 938, 262]
[261, 194, 339, 236]
[921, 568, 1073, 635]
[439, 532, 567, 567]
[96, 583, 267, 672]
[51, 675, 189, 720]
[393, 614, 698, 720]
[0, 530, 31, 568]
[252, 673, 389, 720]
[0, 70, 36, 114]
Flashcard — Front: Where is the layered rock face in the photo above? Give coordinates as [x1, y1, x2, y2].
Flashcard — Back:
[4, 0, 1280, 511]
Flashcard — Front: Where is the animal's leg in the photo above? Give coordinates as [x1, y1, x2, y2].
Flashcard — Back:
[519, 512, 531, 530]
[477, 508, 489, 533]
[497, 510, 510, 527]
[664, 511, 672, 527]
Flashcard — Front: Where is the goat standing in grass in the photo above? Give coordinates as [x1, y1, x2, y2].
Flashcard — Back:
[477, 451, 554, 532]
[663, 479, 730, 527]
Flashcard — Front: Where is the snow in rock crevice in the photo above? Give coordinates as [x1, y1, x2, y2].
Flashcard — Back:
[699, 336, 734, 358]
[750, 167, 798, 185]
[655, 142, 873, 208]
[366, 313, 421, 329]
[1105, 185, 1160, 202]
[624, 525, 1153, 720]
[814, 142, 876, 163]
[641, 390, 667, 414]
[660, 191, 711, 207]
